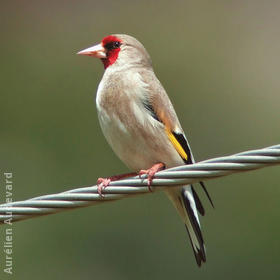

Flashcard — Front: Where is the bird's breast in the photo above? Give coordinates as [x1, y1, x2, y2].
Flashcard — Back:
[95, 72, 183, 171]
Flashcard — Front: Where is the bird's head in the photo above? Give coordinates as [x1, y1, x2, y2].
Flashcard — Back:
[77, 34, 152, 70]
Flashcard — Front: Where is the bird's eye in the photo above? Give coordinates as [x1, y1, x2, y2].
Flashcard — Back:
[106, 41, 121, 50]
[113, 41, 121, 48]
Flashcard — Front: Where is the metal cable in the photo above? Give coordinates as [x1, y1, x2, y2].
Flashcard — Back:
[0, 144, 279, 224]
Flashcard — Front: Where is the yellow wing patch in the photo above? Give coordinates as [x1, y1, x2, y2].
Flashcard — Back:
[165, 128, 188, 161]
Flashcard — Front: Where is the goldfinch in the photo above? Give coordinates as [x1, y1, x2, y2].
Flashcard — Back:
[78, 34, 213, 266]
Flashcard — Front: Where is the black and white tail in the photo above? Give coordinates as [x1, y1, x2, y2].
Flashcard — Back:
[165, 185, 206, 266]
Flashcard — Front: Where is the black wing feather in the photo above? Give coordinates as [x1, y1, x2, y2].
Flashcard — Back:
[142, 101, 162, 123]
[180, 189, 206, 265]
[199, 181, 214, 208]
[171, 131, 192, 164]
[142, 100, 214, 209]
[191, 186, 205, 216]
[172, 131, 214, 209]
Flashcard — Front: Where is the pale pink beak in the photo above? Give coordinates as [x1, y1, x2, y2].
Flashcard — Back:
[77, 43, 106, 58]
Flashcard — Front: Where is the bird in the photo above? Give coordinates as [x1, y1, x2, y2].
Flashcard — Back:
[77, 34, 213, 266]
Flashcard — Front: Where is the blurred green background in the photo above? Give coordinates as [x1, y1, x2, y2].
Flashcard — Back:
[1, 0, 280, 279]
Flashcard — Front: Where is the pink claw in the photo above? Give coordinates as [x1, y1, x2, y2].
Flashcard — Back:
[138, 163, 165, 192]
[97, 178, 111, 197]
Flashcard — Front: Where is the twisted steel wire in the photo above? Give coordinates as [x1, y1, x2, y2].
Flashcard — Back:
[0, 144, 279, 224]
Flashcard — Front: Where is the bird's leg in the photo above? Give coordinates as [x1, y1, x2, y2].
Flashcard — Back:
[97, 172, 137, 197]
[138, 162, 166, 191]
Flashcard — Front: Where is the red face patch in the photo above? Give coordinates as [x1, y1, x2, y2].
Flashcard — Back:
[101, 35, 122, 69]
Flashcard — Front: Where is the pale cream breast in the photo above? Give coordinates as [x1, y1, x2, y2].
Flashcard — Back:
[96, 69, 184, 171]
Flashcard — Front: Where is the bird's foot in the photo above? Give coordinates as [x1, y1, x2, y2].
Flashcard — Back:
[97, 172, 137, 197]
[139, 162, 165, 192]
[97, 178, 112, 197]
